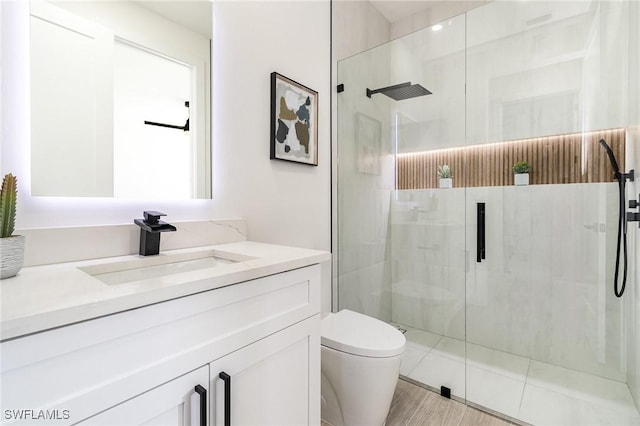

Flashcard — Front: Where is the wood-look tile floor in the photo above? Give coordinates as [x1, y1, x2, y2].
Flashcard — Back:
[322, 378, 517, 426]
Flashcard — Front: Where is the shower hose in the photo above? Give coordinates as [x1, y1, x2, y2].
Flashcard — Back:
[614, 174, 628, 297]
[600, 138, 627, 297]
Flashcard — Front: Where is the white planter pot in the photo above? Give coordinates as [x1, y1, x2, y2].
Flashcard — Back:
[514, 173, 529, 186]
[1, 235, 25, 279]
[439, 178, 452, 189]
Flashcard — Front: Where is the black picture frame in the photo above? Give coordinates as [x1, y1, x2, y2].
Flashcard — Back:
[270, 72, 318, 166]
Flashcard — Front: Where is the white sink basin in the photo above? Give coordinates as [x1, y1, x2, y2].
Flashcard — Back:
[79, 249, 255, 286]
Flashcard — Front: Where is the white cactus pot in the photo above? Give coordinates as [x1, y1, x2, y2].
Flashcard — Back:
[1, 235, 25, 279]
[439, 178, 453, 189]
[514, 173, 529, 186]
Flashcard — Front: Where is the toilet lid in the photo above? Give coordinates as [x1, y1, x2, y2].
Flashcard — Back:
[321, 309, 406, 358]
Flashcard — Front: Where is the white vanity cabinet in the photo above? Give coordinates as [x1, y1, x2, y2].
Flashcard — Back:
[0, 264, 321, 425]
[210, 317, 319, 426]
[78, 366, 209, 426]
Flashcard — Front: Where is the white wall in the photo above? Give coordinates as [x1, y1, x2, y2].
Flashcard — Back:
[211, 1, 330, 251]
[1, 0, 331, 306]
[208, 0, 333, 314]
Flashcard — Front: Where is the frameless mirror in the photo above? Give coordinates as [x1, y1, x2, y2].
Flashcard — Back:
[30, 0, 212, 199]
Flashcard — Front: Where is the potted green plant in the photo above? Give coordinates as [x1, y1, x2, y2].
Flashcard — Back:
[1, 173, 25, 279]
[437, 164, 452, 188]
[512, 161, 530, 186]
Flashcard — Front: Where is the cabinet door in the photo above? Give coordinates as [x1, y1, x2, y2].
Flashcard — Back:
[79, 366, 208, 426]
[210, 316, 320, 426]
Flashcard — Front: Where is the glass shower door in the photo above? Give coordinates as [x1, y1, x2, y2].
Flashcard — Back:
[337, 1, 640, 424]
[464, 2, 637, 424]
[385, 16, 467, 401]
[337, 14, 468, 401]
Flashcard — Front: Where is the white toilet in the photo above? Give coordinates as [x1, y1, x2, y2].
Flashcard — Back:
[320, 309, 406, 426]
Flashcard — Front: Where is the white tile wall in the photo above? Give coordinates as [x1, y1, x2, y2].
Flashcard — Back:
[19, 219, 247, 266]
[466, 1, 631, 145]
[391, 15, 466, 153]
[626, 125, 640, 409]
[465, 184, 623, 381]
[391, 184, 624, 381]
[390, 189, 466, 340]
[626, 0, 640, 411]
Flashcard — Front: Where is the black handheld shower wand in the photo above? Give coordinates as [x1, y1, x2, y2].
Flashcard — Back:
[599, 139, 621, 175]
[599, 139, 633, 297]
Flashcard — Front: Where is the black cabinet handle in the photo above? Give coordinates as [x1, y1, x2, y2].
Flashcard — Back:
[219, 372, 231, 426]
[477, 203, 486, 262]
[194, 384, 207, 426]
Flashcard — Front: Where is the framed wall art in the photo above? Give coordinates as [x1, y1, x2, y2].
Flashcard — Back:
[356, 112, 381, 175]
[270, 72, 318, 166]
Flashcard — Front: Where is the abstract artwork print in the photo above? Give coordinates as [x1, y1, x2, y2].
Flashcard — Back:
[270, 72, 318, 165]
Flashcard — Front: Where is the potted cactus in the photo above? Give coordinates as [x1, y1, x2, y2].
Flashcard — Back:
[512, 161, 530, 186]
[437, 164, 452, 188]
[1, 173, 25, 279]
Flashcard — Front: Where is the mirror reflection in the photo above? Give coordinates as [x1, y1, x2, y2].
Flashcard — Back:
[30, 0, 212, 199]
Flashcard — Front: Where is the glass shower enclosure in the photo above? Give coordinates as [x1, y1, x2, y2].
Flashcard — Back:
[336, 1, 640, 424]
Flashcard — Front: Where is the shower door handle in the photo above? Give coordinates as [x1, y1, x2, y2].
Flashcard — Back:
[477, 203, 486, 263]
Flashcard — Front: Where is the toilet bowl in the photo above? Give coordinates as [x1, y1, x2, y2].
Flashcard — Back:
[320, 309, 406, 426]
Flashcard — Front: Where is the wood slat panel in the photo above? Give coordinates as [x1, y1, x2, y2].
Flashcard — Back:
[397, 128, 625, 189]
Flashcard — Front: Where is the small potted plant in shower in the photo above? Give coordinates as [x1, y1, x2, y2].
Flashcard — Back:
[512, 161, 530, 186]
[437, 164, 452, 188]
[0, 173, 25, 279]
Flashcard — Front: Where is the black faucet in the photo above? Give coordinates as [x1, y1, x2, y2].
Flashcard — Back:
[134, 211, 177, 256]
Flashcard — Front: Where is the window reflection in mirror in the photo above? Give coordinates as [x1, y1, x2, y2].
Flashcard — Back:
[30, 0, 212, 199]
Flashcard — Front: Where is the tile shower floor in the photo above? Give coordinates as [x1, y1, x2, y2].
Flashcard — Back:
[394, 323, 640, 426]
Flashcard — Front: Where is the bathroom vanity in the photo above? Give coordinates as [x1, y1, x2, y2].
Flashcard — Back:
[0, 241, 329, 425]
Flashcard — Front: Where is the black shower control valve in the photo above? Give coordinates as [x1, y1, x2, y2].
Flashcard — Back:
[627, 195, 640, 227]
[627, 212, 640, 224]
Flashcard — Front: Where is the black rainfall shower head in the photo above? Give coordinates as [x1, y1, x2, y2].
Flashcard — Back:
[366, 82, 432, 101]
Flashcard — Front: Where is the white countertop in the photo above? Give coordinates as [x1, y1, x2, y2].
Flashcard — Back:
[0, 241, 330, 341]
